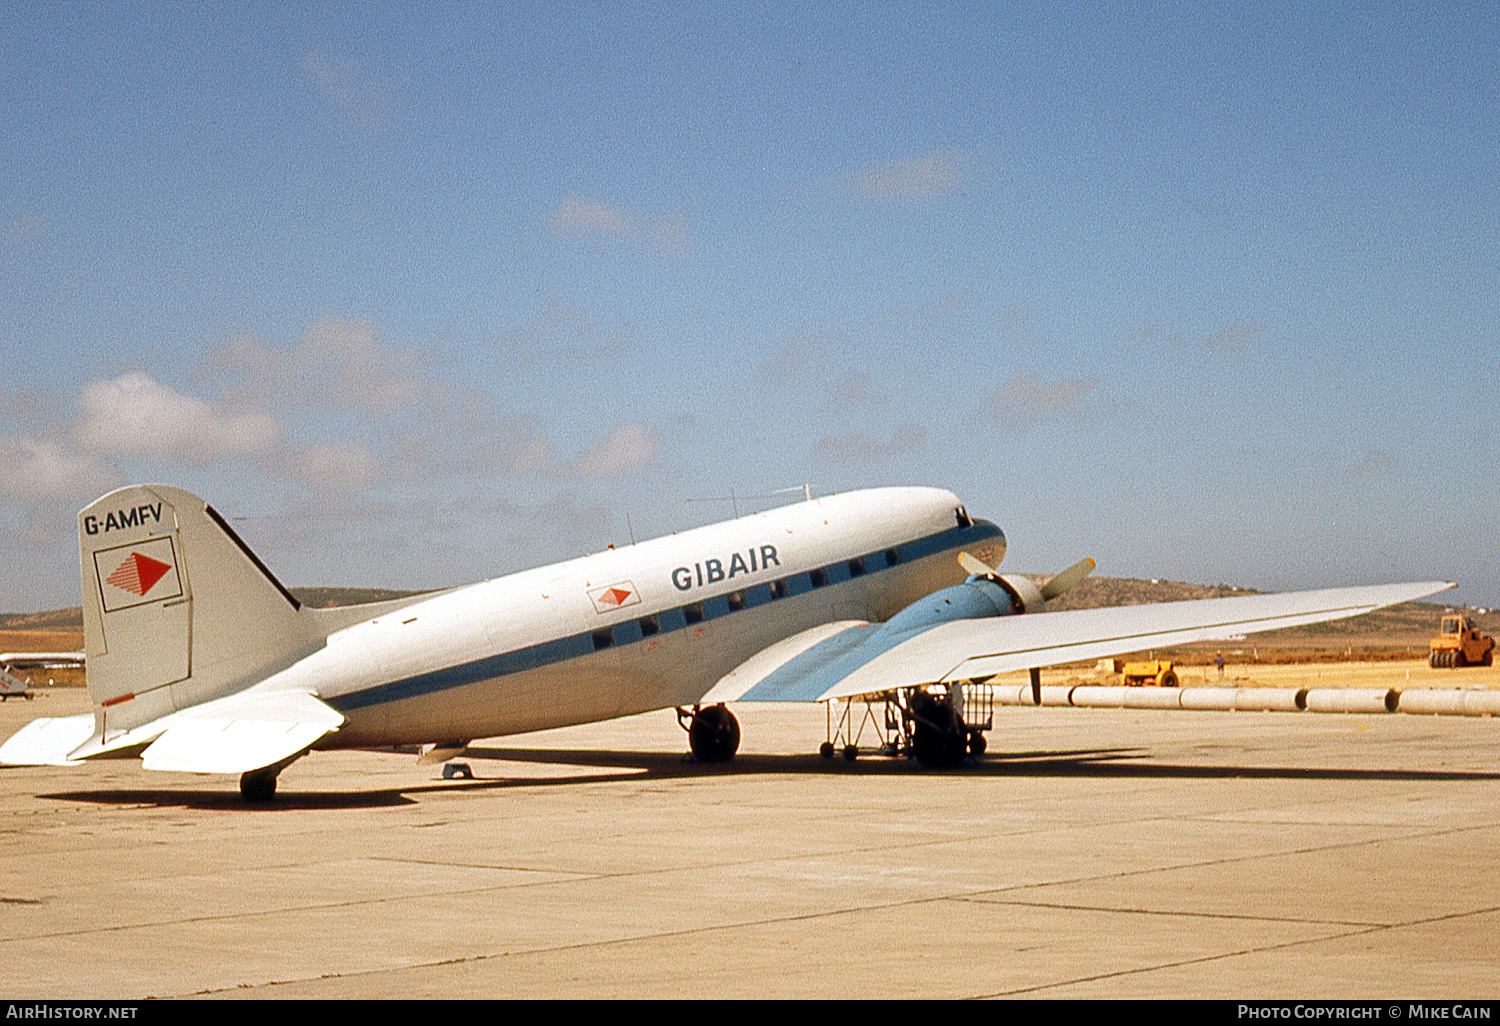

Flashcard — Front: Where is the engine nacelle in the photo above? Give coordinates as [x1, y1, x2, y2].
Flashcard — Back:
[879, 573, 1048, 637]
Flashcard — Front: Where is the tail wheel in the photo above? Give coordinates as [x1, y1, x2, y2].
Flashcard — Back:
[240, 768, 278, 802]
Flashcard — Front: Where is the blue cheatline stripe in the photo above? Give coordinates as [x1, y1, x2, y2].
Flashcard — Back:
[324, 520, 1004, 714]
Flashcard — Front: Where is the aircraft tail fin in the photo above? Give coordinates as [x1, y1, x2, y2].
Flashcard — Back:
[80, 485, 322, 736]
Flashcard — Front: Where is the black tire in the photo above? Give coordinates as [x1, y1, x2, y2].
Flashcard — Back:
[239, 768, 278, 802]
[909, 691, 966, 769]
[688, 704, 740, 763]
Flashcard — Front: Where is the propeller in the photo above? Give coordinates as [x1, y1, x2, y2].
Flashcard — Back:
[1041, 557, 1096, 601]
[957, 552, 1096, 705]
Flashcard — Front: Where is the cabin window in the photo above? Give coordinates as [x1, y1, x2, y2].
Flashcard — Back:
[769, 579, 788, 599]
[848, 556, 866, 577]
[809, 567, 828, 589]
[727, 590, 747, 612]
[955, 506, 972, 528]
[884, 548, 901, 567]
[591, 627, 613, 651]
[684, 602, 704, 624]
[639, 614, 660, 637]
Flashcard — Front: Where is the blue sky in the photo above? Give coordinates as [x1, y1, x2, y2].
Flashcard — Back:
[3, 2, 1497, 612]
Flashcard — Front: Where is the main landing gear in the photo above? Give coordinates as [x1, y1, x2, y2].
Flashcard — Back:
[820, 683, 993, 768]
[677, 703, 741, 763]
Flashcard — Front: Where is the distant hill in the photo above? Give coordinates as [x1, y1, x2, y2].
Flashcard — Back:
[1, 578, 1487, 660]
[0, 587, 431, 631]
[1031, 574, 1490, 659]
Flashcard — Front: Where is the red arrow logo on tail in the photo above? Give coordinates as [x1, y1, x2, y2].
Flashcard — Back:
[105, 552, 173, 597]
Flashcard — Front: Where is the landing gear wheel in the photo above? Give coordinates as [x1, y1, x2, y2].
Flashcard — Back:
[239, 768, 278, 803]
[688, 704, 740, 763]
[442, 762, 473, 779]
[842, 744, 858, 762]
[819, 741, 835, 759]
[909, 691, 967, 769]
[967, 731, 987, 757]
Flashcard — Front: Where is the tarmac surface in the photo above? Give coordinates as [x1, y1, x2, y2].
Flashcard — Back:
[3, 664, 1499, 1000]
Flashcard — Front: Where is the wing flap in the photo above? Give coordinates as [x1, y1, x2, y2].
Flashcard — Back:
[140, 690, 344, 774]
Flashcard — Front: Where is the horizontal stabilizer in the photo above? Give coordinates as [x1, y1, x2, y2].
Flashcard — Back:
[140, 690, 345, 774]
[0, 714, 96, 766]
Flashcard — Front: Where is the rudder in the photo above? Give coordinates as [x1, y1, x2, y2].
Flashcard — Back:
[80, 485, 322, 737]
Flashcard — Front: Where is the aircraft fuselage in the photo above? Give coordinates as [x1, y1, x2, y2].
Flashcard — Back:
[258, 487, 1004, 747]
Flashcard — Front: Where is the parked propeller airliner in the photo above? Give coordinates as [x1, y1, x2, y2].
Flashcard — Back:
[0, 484, 1456, 800]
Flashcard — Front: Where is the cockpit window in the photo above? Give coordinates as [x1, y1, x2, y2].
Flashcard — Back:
[955, 506, 972, 528]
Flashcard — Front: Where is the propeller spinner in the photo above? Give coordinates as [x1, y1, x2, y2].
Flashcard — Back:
[957, 551, 1096, 705]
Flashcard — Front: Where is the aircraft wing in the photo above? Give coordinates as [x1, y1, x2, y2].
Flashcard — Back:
[711, 581, 1455, 704]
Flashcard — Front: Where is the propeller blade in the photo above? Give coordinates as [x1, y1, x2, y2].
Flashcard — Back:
[1040, 557, 1096, 601]
[958, 551, 998, 577]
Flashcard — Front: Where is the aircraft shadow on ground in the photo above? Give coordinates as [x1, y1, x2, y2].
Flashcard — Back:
[459, 744, 1500, 784]
[38, 745, 1500, 810]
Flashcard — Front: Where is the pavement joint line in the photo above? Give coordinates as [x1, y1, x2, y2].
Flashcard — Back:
[980, 925, 1389, 998]
[950, 818, 1500, 903]
[979, 902, 1500, 998]
[6, 814, 1492, 945]
[183, 890, 1007, 997]
[962, 896, 1384, 928]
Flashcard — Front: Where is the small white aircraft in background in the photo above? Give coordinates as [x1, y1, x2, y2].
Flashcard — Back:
[0, 651, 85, 701]
[0, 484, 1455, 800]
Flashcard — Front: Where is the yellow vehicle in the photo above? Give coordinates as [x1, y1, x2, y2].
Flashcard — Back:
[1121, 659, 1179, 687]
[1429, 613, 1495, 668]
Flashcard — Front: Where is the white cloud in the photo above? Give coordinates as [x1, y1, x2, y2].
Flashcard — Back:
[849, 150, 967, 201]
[296, 441, 380, 492]
[548, 194, 636, 241]
[1202, 320, 1262, 356]
[573, 421, 659, 477]
[546, 194, 692, 254]
[811, 423, 927, 466]
[988, 373, 1103, 433]
[499, 294, 636, 362]
[304, 51, 399, 135]
[0, 437, 111, 501]
[204, 317, 425, 415]
[73, 373, 282, 463]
